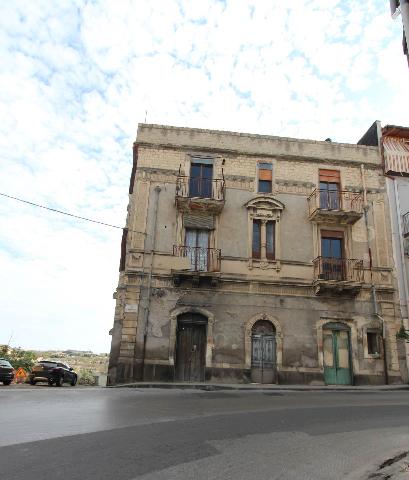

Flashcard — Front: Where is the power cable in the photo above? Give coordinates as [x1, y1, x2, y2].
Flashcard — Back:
[0, 192, 145, 235]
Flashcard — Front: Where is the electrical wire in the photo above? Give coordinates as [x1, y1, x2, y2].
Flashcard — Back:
[0, 191, 145, 235]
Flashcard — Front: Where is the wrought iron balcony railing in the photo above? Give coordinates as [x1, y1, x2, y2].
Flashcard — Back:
[175, 175, 225, 201]
[403, 212, 409, 237]
[313, 257, 364, 283]
[173, 245, 221, 272]
[308, 189, 363, 217]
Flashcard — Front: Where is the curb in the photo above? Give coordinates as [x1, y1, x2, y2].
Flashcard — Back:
[108, 383, 409, 392]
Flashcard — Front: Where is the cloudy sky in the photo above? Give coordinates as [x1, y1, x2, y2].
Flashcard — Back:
[0, 1, 407, 353]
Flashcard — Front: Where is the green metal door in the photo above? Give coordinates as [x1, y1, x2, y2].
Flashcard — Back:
[323, 329, 352, 385]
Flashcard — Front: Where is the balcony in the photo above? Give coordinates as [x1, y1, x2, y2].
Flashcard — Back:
[175, 175, 225, 214]
[308, 189, 363, 225]
[313, 257, 364, 295]
[403, 212, 409, 238]
[172, 245, 221, 287]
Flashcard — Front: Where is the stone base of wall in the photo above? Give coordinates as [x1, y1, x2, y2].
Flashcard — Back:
[110, 362, 396, 386]
[278, 370, 324, 385]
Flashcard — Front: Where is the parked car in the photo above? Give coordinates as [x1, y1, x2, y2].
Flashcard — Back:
[0, 359, 15, 385]
[29, 360, 77, 387]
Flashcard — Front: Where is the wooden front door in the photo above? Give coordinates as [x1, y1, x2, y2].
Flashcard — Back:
[323, 328, 352, 385]
[251, 320, 277, 384]
[175, 315, 207, 382]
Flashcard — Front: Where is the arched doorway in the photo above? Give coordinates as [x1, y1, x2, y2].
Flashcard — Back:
[175, 313, 207, 382]
[322, 322, 352, 385]
[251, 320, 277, 384]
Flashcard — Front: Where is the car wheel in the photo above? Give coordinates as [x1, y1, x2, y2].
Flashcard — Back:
[56, 376, 64, 387]
[29, 379, 36, 386]
[3, 380, 11, 386]
[70, 375, 77, 387]
[48, 379, 54, 386]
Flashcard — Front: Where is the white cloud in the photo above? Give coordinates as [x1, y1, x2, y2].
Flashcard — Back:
[0, 0, 407, 352]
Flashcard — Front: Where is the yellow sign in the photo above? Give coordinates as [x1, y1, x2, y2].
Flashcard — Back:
[15, 368, 27, 382]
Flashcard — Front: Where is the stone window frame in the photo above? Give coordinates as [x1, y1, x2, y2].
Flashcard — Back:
[312, 224, 353, 260]
[362, 323, 383, 359]
[244, 196, 284, 271]
[257, 162, 273, 193]
[182, 152, 221, 178]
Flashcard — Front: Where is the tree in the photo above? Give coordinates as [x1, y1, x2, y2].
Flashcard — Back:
[0, 346, 37, 371]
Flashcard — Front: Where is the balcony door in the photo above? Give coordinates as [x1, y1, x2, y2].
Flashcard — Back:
[319, 169, 340, 210]
[185, 229, 209, 271]
[190, 160, 213, 198]
[321, 232, 344, 281]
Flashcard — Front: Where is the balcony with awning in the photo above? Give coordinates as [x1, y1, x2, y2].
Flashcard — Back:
[383, 134, 409, 175]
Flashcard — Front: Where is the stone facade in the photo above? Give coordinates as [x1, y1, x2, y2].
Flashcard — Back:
[108, 124, 404, 386]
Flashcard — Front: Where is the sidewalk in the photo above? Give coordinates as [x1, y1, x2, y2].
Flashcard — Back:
[110, 381, 409, 392]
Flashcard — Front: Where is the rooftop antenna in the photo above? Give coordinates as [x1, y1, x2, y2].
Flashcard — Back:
[144, 110, 148, 123]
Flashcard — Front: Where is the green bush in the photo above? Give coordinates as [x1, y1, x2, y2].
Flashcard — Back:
[78, 368, 96, 386]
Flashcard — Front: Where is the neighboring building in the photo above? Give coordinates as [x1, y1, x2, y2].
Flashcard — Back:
[108, 124, 404, 386]
[389, 0, 409, 67]
[359, 121, 409, 381]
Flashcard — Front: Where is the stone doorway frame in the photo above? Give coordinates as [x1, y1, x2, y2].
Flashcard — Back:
[244, 313, 282, 370]
[169, 306, 215, 370]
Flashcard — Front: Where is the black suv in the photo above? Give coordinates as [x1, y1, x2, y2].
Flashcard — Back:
[0, 359, 15, 385]
[29, 361, 78, 387]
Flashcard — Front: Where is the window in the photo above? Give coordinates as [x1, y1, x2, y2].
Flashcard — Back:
[252, 220, 261, 259]
[367, 331, 380, 355]
[190, 159, 213, 198]
[320, 230, 344, 280]
[185, 229, 209, 271]
[258, 163, 272, 193]
[319, 169, 340, 209]
[266, 221, 275, 259]
[252, 220, 275, 260]
[245, 197, 283, 269]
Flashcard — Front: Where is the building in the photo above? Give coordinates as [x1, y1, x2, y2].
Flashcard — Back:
[389, 0, 409, 66]
[108, 124, 405, 386]
[359, 121, 409, 381]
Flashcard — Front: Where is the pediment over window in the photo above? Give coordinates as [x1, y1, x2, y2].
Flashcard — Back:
[244, 196, 285, 213]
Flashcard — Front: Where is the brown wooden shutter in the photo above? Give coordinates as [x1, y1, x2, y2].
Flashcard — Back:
[320, 229, 344, 239]
[319, 169, 340, 183]
[183, 213, 214, 229]
[259, 169, 272, 181]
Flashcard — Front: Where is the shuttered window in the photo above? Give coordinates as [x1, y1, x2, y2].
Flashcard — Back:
[258, 163, 272, 193]
[252, 220, 261, 258]
[266, 221, 275, 259]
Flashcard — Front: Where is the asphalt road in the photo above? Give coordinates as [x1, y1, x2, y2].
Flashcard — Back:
[1, 386, 409, 480]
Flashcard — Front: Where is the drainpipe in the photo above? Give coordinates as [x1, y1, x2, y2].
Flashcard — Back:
[141, 185, 161, 380]
[361, 165, 389, 384]
[373, 300, 389, 385]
